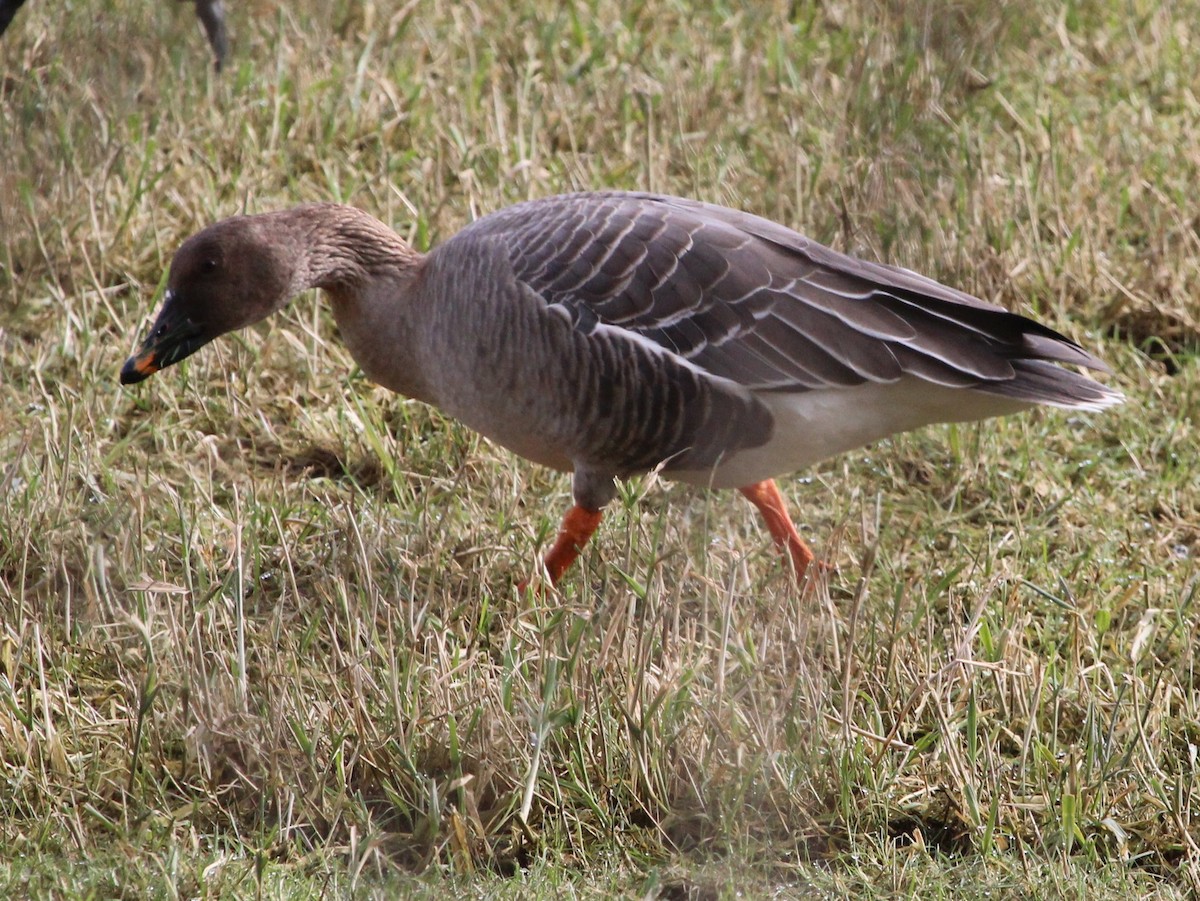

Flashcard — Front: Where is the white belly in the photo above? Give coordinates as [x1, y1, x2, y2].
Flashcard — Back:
[665, 377, 1032, 489]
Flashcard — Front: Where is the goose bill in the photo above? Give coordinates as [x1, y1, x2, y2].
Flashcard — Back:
[119, 291, 209, 384]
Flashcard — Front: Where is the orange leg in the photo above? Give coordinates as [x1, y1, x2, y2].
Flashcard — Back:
[738, 479, 818, 582]
[537, 504, 605, 585]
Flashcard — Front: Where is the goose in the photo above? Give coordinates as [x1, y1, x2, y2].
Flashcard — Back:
[120, 191, 1123, 585]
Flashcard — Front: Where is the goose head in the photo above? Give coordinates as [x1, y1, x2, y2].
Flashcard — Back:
[120, 217, 294, 384]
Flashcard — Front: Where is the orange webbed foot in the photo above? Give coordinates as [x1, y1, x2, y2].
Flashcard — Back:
[739, 479, 831, 587]
[518, 504, 604, 592]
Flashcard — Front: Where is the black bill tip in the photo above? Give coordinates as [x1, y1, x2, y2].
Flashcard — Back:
[120, 350, 159, 385]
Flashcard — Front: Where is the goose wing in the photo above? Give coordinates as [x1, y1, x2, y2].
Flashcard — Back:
[456, 191, 1117, 409]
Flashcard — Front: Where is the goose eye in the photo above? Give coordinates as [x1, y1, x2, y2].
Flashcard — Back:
[201, 259, 218, 274]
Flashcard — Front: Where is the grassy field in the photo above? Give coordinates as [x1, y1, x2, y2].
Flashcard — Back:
[2, 0, 1198, 897]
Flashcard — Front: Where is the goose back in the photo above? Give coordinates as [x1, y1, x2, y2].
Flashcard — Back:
[453, 192, 1112, 402]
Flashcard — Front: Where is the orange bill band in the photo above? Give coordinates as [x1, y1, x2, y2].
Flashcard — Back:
[120, 348, 161, 384]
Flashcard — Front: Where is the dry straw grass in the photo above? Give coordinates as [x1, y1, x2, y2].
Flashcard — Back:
[1, 0, 1198, 897]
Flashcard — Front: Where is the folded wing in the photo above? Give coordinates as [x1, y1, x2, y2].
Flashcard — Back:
[456, 191, 1119, 411]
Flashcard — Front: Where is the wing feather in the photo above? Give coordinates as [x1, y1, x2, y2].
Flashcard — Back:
[448, 191, 1118, 408]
